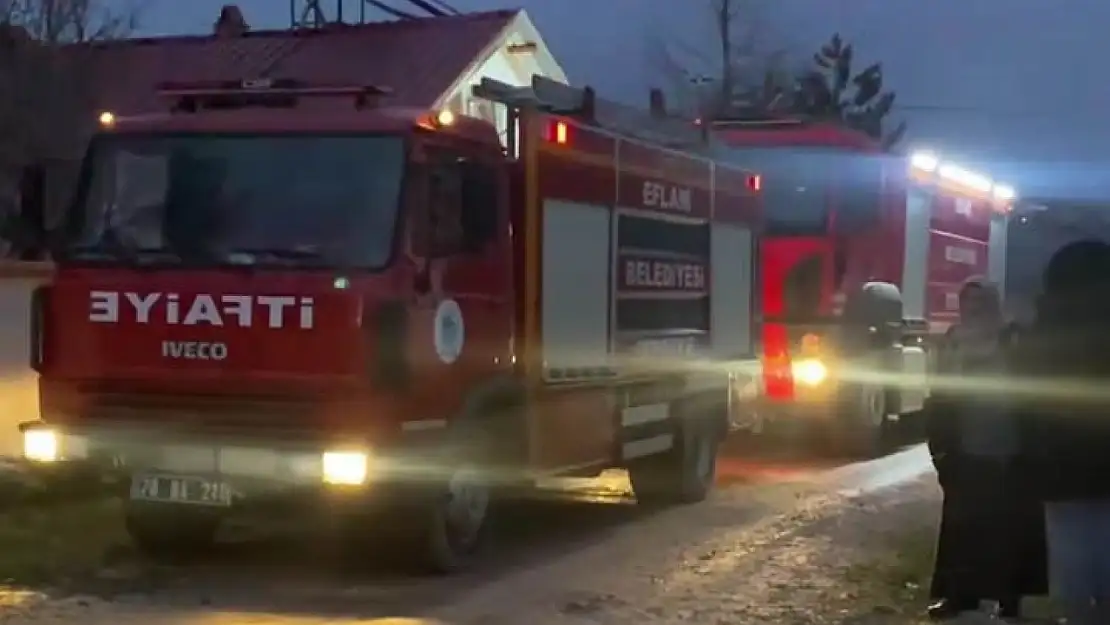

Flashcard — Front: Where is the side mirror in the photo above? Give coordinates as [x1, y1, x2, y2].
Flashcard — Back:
[405, 163, 433, 294]
[405, 163, 439, 258]
[460, 161, 498, 253]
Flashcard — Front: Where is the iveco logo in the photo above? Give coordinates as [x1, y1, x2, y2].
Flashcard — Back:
[162, 341, 228, 361]
[88, 291, 315, 329]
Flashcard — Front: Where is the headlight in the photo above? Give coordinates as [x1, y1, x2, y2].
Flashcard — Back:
[322, 450, 369, 486]
[791, 358, 828, 387]
[23, 428, 59, 463]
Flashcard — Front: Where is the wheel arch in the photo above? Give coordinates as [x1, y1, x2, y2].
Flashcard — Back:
[450, 373, 529, 463]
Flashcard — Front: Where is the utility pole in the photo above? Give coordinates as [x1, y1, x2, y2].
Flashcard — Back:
[716, 0, 734, 118]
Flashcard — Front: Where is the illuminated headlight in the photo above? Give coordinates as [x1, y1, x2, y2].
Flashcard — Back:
[23, 428, 59, 463]
[322, 450, 369, 486]
[791, 359, 828, 387]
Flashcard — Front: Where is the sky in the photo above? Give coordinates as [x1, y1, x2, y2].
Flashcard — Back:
[134, 0, 1110, 200]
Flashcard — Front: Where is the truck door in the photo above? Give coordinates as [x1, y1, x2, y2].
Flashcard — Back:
[409, 146, 513, 415]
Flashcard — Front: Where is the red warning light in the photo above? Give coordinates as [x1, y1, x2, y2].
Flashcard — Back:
[747, 174, 762, 192]
[546, 119, 570, 145]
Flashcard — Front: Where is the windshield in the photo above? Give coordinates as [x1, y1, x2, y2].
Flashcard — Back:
[713, 145, 884, 236]
[65, 134, 405, 268]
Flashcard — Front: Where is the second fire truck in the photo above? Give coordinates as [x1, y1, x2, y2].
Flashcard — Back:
[715, 119, 1014, 453]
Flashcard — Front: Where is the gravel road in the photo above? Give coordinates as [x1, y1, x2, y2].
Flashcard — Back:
[0, 443, 935, 625]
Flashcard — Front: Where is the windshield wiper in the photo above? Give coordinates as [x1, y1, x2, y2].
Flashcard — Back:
[66, 245, 181, 264]
[227, 248, 325, 265]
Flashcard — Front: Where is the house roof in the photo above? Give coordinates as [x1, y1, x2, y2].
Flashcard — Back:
[81, 7, 521, 115]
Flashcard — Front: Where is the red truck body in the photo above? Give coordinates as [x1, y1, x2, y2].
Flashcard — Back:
[22, 77, 762, 570]
[904, 154, 1010, 334]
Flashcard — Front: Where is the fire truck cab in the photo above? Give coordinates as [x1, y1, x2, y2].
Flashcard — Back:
[19, 76, 762, 572]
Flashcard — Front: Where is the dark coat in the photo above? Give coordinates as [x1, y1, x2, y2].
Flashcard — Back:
[1013, 240, 1110, 503]
[927, 456, 1048, 600]
[926, 324, 1048, 600]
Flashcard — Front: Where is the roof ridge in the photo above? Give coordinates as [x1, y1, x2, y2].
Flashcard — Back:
[80, 8, 520, 50]
[87, 6, 524, 115]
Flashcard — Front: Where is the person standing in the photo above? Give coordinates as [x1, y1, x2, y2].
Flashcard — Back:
[925, 277, 1047, 621]
[1015, 240, 1110, 625]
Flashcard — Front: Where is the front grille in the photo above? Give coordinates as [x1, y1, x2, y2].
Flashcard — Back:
[86, 392, 313, 427]
[42, 386, 324, 431]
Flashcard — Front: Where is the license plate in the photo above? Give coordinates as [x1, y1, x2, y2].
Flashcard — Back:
[130, 473, 234, 507]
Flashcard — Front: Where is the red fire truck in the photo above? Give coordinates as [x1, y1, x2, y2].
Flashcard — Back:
[17, 76, 762, 572]
[714, 119, 1013, 453]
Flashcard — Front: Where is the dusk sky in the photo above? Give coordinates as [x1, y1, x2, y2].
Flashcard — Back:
[137, 0, 1110, 199]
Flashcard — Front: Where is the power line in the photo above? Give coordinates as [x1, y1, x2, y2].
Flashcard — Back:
[363, 0, 417, 20]
[425, 0, 461, 15]
[398, 0, 450, 16]
[895, 104, 1087, 120]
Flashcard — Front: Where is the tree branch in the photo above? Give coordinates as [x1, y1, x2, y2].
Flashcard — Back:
[646, 0, 799, 119]
[4, 0, 139, 43]
[0, 0, 144, 258]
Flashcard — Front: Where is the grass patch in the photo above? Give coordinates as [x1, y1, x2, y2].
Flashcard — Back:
[0, 498, 126, 586]
[843, 518, 1058, 624]
[839, 519, 936, 623]
[0, 461, 128, 586]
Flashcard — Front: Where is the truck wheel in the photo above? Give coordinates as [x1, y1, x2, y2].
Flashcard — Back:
[339, 457, 494, 576]
[362, 390, 523, 575]
[826, 383, 890, 457]
[416, 461, 493, 574]
[124, 503, 221, 561]
[399, 409, 514, 575]
[628, 405, 719, 506]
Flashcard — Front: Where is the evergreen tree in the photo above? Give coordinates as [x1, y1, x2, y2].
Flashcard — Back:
[794, 34, 907, 149]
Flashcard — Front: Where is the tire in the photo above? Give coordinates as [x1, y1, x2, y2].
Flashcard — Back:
[628, 402, 719, 506]
[338, 457, 494, 576]
[824, 383, 890, 458]
[401, 412, 511, 575]
[338, 393, 523, 576]
[418, 460, 494, 574]
[124, 502, 222, 561]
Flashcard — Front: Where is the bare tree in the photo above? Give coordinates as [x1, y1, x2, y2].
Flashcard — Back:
[648, 0, 800, 119]
[1, 0, 139, 43]
[0, 0, 142, 258]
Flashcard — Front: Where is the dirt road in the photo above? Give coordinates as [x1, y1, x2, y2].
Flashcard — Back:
[0, 444, 935, 625]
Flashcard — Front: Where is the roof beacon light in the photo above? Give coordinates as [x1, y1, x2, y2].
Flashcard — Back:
[156, 78, 392, 112]
[435, 109, 456, 127]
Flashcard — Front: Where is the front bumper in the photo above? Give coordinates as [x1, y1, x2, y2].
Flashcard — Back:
[17, 420, 380, 498]
[758, 396, 836, 420]
[755, 379, 841, 424]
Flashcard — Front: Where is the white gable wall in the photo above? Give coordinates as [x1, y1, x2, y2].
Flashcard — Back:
[435, 11, 568, 150]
